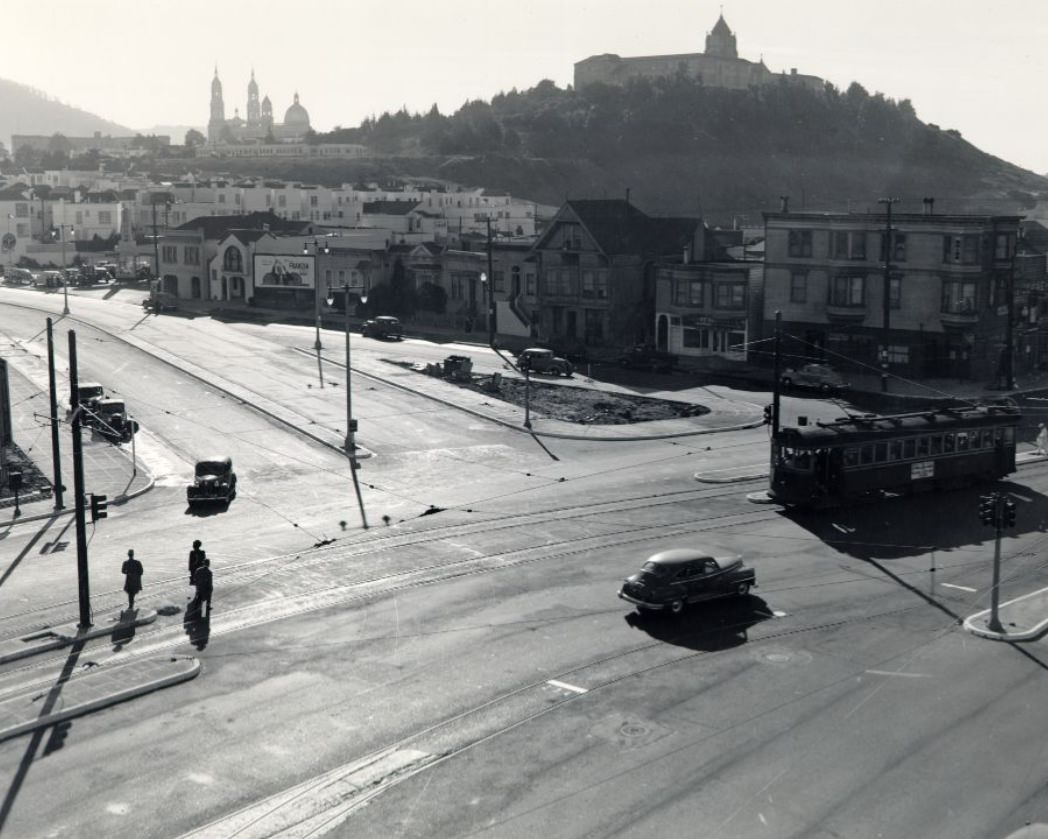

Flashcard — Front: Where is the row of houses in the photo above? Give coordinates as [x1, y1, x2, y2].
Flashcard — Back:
[143, 197, 1048, 383]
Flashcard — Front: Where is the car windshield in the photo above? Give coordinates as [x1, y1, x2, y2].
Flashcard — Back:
[195, 460, 229, 477]
[79, 385, 104, 399]
[100, 402, 125, 413]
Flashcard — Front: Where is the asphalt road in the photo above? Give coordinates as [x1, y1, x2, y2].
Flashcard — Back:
[2, 286, 1048, 839]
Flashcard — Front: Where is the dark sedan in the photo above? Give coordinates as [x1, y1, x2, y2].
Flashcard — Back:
[618, 548, 756, 615]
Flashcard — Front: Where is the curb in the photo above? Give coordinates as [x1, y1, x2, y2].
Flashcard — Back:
[0, 609, 158, 665]
[962, 587, 1048, 642]
[0, 655, 199, 744]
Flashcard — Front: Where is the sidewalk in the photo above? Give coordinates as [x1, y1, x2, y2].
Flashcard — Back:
[1, 353, 153, 526]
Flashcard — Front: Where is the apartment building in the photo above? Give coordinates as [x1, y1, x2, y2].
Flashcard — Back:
[762, 203, 1022, 381]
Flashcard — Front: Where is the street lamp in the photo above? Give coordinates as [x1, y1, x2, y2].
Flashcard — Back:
[326, 281, 368, 454]
[60, 224, 72, 315]
[479, 271, 496, 347]
[303, 239, 330, 351]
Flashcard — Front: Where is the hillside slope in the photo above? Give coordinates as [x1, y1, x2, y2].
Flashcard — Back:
[0, 77, 131, 148]
[165, 77, 1047, 222]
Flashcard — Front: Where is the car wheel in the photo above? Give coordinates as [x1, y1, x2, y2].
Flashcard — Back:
[819, 383, 831, 393]
[668, 599, 684, 615]
[735, 582, 750, 596]
[781, 377, 793, 388]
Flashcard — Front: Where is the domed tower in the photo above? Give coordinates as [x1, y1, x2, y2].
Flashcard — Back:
[283, 92, 311, 139]
[207, 66, 226, 144]
[705, 14, 738, 59]
[246, 69, 260, 127]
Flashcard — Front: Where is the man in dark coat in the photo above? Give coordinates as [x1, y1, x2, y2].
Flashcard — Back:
[192, 558, 213, 619]
[188, 540, 206, 585]
[121, 549, 143, 610]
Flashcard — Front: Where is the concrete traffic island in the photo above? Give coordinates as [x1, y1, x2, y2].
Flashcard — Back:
[0, 608, 158, 665]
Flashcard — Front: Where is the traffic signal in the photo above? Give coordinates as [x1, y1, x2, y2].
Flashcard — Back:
[763, 404, 773, 425]
[978, 493, 997, 527]
[90, 494, 108, 522]
[1002, 498, 1017, 528]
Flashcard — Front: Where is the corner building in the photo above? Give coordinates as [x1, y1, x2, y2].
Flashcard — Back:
[762, 206, 1022, 382]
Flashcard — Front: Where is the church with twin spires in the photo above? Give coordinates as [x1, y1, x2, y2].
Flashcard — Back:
[574, 14, 823, 93]
[207, 69, 312, 145]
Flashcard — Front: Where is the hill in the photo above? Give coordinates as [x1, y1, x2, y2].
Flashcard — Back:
[162, 77, 1048, 223]
[0, 77, 131, 150]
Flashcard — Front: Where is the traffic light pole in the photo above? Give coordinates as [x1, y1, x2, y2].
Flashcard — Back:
[68, 331, 92, 629]
[988, 494, 1005, 633]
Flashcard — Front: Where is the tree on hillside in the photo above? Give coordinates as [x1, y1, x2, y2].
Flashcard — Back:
[185, 129, 206, 147]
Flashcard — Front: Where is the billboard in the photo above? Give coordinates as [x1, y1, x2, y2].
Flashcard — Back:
[254, 254, 316, 289]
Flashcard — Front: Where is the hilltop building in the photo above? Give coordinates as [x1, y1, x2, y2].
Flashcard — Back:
[207, 69, 311, 145]
[574, 14, 823, 92]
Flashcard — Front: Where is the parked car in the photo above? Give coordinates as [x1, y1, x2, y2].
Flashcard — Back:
[35, 270, 64, 289]
[617, 344, 677, 373]
[66, 381, 106, 416]
[517, 347, 573, 377]
[187, 456, 237, 506]
[3, 267, 35, 286]
[142, 291, 179, 312]
[361, 315, 403, 340]
[90, 398, 137, 442]
[618, 548, 756, 615]
[780, 363, 849, 393]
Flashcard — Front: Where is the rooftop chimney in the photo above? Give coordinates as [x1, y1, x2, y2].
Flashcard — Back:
[922, 197, 935, 215]
[780, 195, 790, 214]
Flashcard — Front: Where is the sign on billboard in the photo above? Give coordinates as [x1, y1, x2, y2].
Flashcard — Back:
[254, 254, 316, 289]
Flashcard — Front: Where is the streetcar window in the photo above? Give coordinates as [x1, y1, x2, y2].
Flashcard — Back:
[957, 432, 969, 451]
[930, 435, 943, 454]
[889, 441, 902, 461]
[782, 447, 812, 471]
[944, 433, 956, 453]
[844, 448, 859, 467]
[903, 439, 916, 459]
[982, 430, 994, 448]
[860, 445, 874, 465]
[874, 443, 888, 462]
[1004, 428, 1015, 444]
[917, 437, 930, 456]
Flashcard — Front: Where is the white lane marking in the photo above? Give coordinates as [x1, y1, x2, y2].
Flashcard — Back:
[547, 679, 588, 694]
[941, 583, 977, 593]
[865, 669, 931, 678]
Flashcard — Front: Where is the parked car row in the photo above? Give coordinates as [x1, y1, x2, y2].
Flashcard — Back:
[66, 381, 138, 442]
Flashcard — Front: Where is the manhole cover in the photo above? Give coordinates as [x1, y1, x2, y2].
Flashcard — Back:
[765, 652, 791, 663]
[619, 722, 648, 738]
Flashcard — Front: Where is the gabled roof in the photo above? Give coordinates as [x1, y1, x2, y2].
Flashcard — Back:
[1021, 220, 1048, 253]
[224, 229, 271, 246]
[0, 185, 32, 200]
[539, 199, 701, 257]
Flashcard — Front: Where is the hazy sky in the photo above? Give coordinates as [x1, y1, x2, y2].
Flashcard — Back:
[7, 0, 1047, 173]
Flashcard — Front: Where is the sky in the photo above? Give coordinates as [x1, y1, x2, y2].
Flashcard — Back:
[5, 0, 1048, 174]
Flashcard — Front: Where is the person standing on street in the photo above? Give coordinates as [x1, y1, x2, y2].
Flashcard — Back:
[188, 540, 206, 585]
[121, 549, 143, 611]
[193, 558, 213, 619]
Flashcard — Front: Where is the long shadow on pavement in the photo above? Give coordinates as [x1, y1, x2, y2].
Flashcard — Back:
[624, 594, 773, 651]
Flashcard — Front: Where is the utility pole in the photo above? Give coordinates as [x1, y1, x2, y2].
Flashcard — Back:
[485, 217, 495, 347]
[772, 310, 782, 434]
[68, 331, 92, 629]
[151, 199, 161, 312]
[1005, 239, 1017, 389]
[46, 318, 64, 510]
[879, 198, 898, 393]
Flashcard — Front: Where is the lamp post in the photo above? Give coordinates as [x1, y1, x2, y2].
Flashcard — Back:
[303, 239, 330, 351]
[60, 224, 71, 315]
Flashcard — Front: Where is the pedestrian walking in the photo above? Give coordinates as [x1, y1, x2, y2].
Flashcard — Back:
[188, 540, 206, 585]
[1037, 423, 1048, 456]
[192, 558, 213, 619]
[121, 549, 143, 611]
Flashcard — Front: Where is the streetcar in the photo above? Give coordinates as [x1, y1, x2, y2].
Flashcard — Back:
[768, 402, 1020, 508]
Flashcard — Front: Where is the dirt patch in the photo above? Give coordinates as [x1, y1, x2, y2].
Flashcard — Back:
[395, 362, 709, 424]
